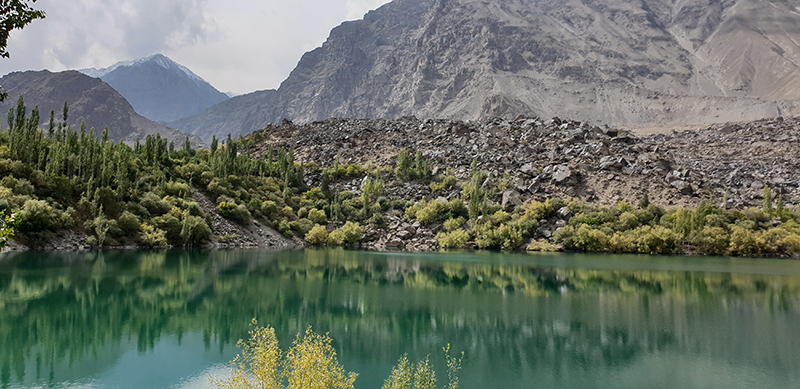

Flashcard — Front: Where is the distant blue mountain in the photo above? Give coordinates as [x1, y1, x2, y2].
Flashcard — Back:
[80, 54, 229, 123]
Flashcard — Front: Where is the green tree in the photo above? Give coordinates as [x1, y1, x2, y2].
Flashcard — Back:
[0, 0, 46, 100]
[0, 210, 15, 249]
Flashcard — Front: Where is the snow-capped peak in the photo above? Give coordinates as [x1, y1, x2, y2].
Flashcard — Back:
[79, 54, 203, 82]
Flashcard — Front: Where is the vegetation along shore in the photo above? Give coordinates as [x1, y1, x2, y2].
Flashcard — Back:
[2, 96, 800, 258]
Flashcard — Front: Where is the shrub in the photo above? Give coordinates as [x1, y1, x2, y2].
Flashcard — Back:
[729, 225, 763, 256]
[381, 346, 463, 389]
[327, 229, 346, 245]
[436, 229, 470, 249]
[185, 201, 205, 217]
[430, 175, 458, 191]
[633, 225, 681, 254]
[152, 214, 182, 244]
[209, 321, 357, 389]
[181, 214, 211, 246]
[289, 218, 315, 236]
[443, 217, 465, 232]
[527, 240, 560, 252]
[696, 226, 729, 255]
[340, 221, 363, 244]
[617, 212, 640, 231]
[369, 212, 385, 227]
[416, 201, 448, 224]
[217, 201, 251, 225]
[305, 224, 329, 245]
[139, 223, 168, 247]
[16, 199, 69, 233]
[117, 211, 141, 235]
[262, 201, 279, 217]
[248, 198, 264, 215]
[164, 181, 190, 197]
[140, 192, 172, 216]
[555, 225, 610, 252]
[307, 208, 327, 224]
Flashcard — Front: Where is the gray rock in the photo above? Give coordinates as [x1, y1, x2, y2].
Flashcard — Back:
[670, 180, 694, 195]
[396, 230, 414, 240]
[552, 165, 572, 183]
[502, 190, 522, 212]
[386, 239, 405, 248]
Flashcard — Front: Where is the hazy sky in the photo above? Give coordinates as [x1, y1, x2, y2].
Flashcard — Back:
[0, 0, 391, 95]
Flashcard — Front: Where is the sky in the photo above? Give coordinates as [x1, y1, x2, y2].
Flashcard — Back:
[0, 0, 391, 95]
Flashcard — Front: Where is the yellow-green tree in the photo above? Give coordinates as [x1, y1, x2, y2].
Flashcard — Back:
[210, 320, 356, 389]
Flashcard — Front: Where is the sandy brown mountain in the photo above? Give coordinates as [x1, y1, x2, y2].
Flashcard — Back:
[0, 70, 204, 146]
[172, 0, 800, 140]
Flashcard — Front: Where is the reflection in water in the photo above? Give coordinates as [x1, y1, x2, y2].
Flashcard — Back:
[0, 249, 799, 388]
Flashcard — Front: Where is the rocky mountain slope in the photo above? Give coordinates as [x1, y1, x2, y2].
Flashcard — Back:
[246, 114, 800, 211]
[176, 0, 800, 139]
[80, 54, 229, 123]
[167, 89, 278, 143]
[0, 70, 204, 146]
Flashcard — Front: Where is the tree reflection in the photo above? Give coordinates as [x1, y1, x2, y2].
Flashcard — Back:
[0, 249, 799, 387]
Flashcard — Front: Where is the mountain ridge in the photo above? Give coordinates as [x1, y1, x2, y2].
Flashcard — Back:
[170, 0, 800, 140]
[0, 69, 204, 147]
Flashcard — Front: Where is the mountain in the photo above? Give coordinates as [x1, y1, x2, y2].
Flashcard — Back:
[174, 0, 800, 139]
[80, 54, 229, 123]
[166, 89, 277, 143]
[0, 70, 205, 146]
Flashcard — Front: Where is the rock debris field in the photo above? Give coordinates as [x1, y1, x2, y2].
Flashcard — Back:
[247, 116, 800, 211]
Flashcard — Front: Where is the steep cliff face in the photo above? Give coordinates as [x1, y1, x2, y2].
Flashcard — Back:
[0, 70, 204, 146]
[176, 0, 800, 138]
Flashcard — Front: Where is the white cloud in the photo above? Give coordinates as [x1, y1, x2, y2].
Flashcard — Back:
[0, 0, 392, 95]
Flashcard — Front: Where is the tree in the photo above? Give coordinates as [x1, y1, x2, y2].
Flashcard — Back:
[0, 210, 15, 250]
[0, 0, 46, 100]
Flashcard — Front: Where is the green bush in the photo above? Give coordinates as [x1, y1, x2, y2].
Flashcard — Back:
[16, 199, 69, 232]
[181, 214, 211, 246]
[307, 208, 327, 224]
[728, 225, 763, 255]
[555, 225, 610, 252]
[332, 221, 363, 244]
[261, 200, 279, 217]
[305, 224, 329, 245]
[140, 192, 172, 216]
[436, 229, 470, 249]
[185, 201, 205, 217]
[164, 181, 190, 197]
[527, 240, 560, 252]
[117, 211, 141, 235]
[289, 218, 315, 236]
[217, 201, 251, 225]
[443, 217, 465, 232]
[139, 223, 168, 247]
[430, 175, 458, 191]
[327, 229, 345, 245]
[152, 214, 182, 244]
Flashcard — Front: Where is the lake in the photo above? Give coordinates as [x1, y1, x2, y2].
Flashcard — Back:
[1, 248, 799, 388]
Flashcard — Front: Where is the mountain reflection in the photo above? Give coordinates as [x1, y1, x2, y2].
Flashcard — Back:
[1, 249, 799, 388]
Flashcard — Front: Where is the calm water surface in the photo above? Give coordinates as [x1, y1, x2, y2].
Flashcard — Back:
[1, 248, 800, 388]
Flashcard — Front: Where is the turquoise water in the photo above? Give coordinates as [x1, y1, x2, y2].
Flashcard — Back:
[1, 248, 799, 388]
